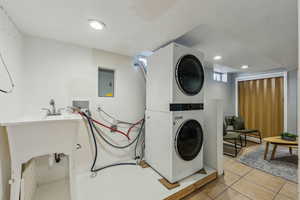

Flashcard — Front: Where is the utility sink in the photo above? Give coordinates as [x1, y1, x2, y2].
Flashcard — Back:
[1, 113, 81, 126]
[1, 113, 82, 200]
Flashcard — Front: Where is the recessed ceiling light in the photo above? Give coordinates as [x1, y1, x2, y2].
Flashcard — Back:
[213, 55, 222, 60]
[241, 65, 249, 69]
[88, 19, 105, 30]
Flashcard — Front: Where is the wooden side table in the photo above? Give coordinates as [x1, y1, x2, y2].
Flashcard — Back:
[263, 136, 298, 160]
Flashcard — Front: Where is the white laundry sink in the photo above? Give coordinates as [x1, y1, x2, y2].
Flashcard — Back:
[1, 113, 82, 200]
[1, 113, 82, 126]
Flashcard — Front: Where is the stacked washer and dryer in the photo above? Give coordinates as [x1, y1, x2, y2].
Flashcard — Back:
[145, 43, 206, 183]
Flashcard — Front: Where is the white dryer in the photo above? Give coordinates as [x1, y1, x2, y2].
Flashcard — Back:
[147, 43, 205, 112]
[145, 109, 204, 183]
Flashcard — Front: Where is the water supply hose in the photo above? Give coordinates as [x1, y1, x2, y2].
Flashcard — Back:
[78, 111, 143, 140]
[92, 119, 145, 149]
[0, 52, 15, 94]
[80, 111, 145, 173]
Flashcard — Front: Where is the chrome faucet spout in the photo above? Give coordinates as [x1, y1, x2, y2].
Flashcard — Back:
[42, 99, 62, 116]
[49, 99, 56, 114]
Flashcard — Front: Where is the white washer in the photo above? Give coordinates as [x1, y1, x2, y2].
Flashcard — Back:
[145, 109, 204, 183]
[147, 43, 205, 112]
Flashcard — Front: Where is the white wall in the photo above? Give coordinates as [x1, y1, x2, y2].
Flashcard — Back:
[22, 37, 236, 184]
[0, 7, 24, 200]
[204, 68, 235, 116]
[287, 69, 298, 133]
[297, 0, 300, 191]
[0, 9, 24, 120]
[22, 36, 146, 183]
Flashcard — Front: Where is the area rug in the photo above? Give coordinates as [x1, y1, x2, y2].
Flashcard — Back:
[237, 145, 298, 183]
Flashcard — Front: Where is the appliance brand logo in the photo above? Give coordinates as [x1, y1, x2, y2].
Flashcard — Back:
[174, 116, 183, 120]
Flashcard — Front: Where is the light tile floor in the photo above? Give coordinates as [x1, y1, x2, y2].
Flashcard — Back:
[184, 142, 299, 200]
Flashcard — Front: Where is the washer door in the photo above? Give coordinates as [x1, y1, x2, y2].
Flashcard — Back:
[176, 54, 204, 96]
[175, 120, 203, 161]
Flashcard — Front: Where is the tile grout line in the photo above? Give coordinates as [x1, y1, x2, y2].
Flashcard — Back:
[224, 153, 284, 200]
[229, 170, 258, 200]
[279, 181, 290, 197]
[228, 173, 278, 200]
[227, 155, 290, 196]
[241, 173, 287, 196]
[228, 172, 244, 186]
[223, 144, 297, 200]
[224, 161, 254, 178]
[229, 187, 255, 200]
[272, 182, 294, 200]
[209, 184, 229, 200]
[212, 170, 245, 200]
[271, 183, 284, 200]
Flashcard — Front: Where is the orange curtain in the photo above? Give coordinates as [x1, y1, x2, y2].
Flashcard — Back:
[238, 77, 284, 138]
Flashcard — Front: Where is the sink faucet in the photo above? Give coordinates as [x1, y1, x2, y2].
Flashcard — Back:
[42, 99, 63, 116]
[49, 99, 56, 114]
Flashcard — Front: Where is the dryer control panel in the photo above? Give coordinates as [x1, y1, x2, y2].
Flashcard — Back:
[169, 103, 204, 111]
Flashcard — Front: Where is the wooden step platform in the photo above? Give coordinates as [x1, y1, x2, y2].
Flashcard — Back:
[163, 171, 217, 200]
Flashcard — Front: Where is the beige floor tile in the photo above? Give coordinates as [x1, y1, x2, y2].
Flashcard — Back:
[215, 188, 251, 200]
[231, 178, 276, 200]
[201, 180, 228, 199]
[279, 181, 298, 200]
[223, 157, 235, 165]
[223, 156, 231, 163]
[218, 170, 241, 186]
[223, 160, 252, 176]
[184, 190, 212, 200]
[274, 194, 294, 200]
[244, 169, 286, 192]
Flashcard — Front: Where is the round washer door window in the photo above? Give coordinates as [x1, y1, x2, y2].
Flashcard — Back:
[176, 55, 204, 96]
[175, 120, 203, 161]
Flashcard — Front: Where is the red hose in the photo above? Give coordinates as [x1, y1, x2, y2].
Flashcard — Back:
[127, 119, 144, 138]
[78, 111, 143, 140]
[78, 112, 130, 140]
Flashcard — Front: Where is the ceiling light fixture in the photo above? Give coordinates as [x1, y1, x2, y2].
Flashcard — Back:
[88, 19, 105, 30]
[241, 65, 249, 69]
[213, 55, 222, 60]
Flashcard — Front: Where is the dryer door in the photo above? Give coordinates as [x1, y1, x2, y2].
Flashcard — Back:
[175, 55, 204, 96]
[175, 119, 203, 161]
